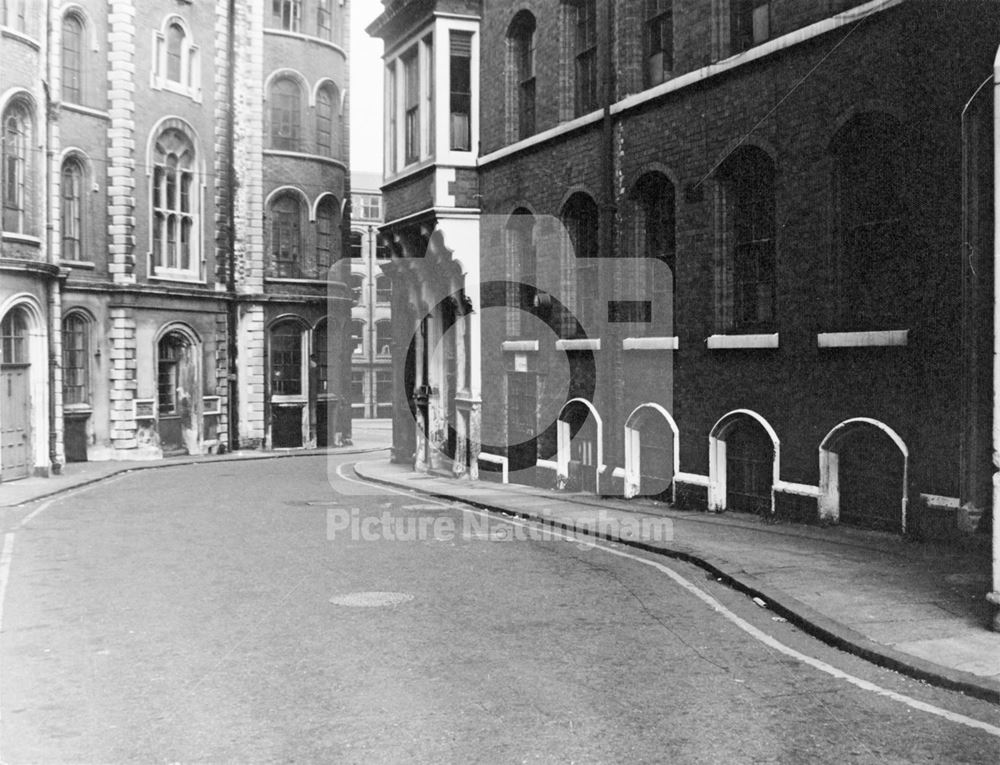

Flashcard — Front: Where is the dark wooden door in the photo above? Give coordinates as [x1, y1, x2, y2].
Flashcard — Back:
[639, 422, 673, 499]
[726, 423, 773, 513]
[839, 429, 903, 532]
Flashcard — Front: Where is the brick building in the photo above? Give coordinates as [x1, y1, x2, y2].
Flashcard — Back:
[0, 0, 353, 479]
[371, 0, 1000, 542]
[348, 171, 393, 419]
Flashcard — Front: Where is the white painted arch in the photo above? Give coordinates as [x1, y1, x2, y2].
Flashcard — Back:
[0, 293, 50, 476]
[818, 417, 909, 532]
[556, 397, 603, 493]
[708, 409, 780, 513]
[623, 403, 679, 500]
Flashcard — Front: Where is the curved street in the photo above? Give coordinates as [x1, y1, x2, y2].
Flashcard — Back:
[1, 451, 998, 763]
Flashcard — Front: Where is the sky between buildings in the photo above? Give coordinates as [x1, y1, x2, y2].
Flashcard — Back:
[351, 0, 385, 177]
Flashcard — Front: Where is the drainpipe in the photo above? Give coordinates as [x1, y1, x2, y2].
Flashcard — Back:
[990, 46, 1000, 631]
[225, 0, 240, 451]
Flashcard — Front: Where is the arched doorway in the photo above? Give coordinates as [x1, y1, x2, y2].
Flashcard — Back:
[1, 306, 32, 480]
[557, 398, 602, 493]
[156, 328, 200, 455]
[819, 418, 908, 533]
[624, 404, 678, 500]
[709, 410, 779, 514]
[268, 317, 308, 448]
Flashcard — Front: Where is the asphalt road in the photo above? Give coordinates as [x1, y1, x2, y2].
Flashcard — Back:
[1, 452, 999, 763]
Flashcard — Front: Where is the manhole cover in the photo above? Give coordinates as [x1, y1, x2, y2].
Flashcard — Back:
[329, 591, 414, 607]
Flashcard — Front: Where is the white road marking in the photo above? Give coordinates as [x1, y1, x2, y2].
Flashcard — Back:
[339, 459, 1000, 737]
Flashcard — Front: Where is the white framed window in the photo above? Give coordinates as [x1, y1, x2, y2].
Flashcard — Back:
[152, 16, 201, 101]
[150, 125, 201, 279]
[61, 156, 86, 261]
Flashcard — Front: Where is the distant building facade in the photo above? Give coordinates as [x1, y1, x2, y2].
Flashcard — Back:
[349, 171, 393, 419]
[0, 0, 353, 480]
[370, 0, 1000, 541]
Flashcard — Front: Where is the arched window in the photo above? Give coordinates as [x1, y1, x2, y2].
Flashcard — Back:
[316, 85, 338, 156]
[62, 14, 84, 104]
[62, 313, 89, 405]
[507, 12, 536, 140]
[270, 77, 302, 151]
[375, 320, 392, 356]
[61, 157, 85, 261]
[375, 275, 392, 303]
[1, 307, 29, 365]
[832, 113, 905, 328]
[166, 23, 184, 82]
[630, 174, 676, 332]
[715, 147, 775, 331]
[561, 193, 599, 336]
[157, 331, 190, 414]
[154, 17, 199, 96]
[269, 193, 303, 278]
[270, 321, 303, 395]
[350, 320, 365, 355]
[315, 196, 339, 270]
[2, 99, 32, 234]
[151, 127, 199, 275]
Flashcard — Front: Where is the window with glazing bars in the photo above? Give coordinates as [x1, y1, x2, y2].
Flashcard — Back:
[270, 323, 302, 395]
[644, 0, 672, 86]
[62, 314, 88, 405]
[270, 78, 301, 150]
[152, 129, 196, 272]
[61, 159, 83, 261]
[450, 32, 472, 151]
[62, 14, 84, 103]
[272, 0, 301, 31]
[731, 0, 769, 54]
[270, 195, 301, 277]
[403, 49, 420, 164]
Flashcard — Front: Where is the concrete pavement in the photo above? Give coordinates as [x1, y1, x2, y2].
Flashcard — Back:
[352, 458, 1000, 705]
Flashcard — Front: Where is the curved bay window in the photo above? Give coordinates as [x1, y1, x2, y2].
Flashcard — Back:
[2, 99, 32, 234]
[716, 147, 776, 332]
[61, 157, 85, 261]
[833, 113, 905, 328]
[269, 193, 303, 278]
[151, 128, 199, 277]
